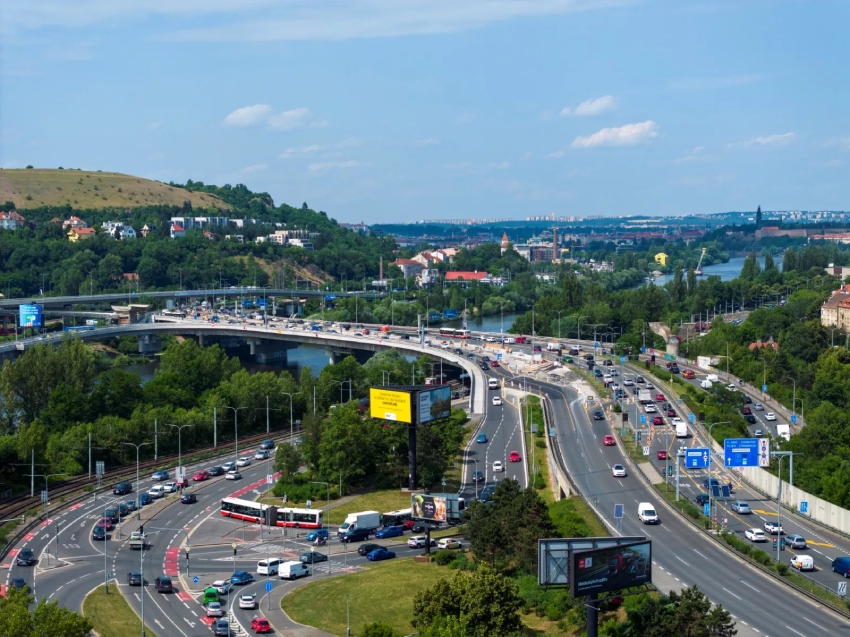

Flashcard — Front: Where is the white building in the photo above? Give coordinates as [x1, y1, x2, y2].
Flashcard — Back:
[0, 211, 26, 230]
[102, 221, 137, 239]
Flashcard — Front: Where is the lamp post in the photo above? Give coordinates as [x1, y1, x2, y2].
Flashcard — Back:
[282, 392, 300, 439]
[705, 421, 731, 525]
[722, 341, 730, 376]
[27, 473, 67, 567]
[121, 442, 153, 518]
[223, 406, 250, 468]
[576, 315, 588, 352]
[555, 310, 565, 341]
[331, 380, 352, 404]
[473, 459, 479, 500]
[463, 297, 474, 330]
[310, 481, 331, 578]
[166, 424, 193, 488]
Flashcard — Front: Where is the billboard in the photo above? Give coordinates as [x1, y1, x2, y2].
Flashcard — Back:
[418, 386, 451, 424]
[442, 309, 458, 319]
[570, 540, 652, 597]
[369, 388, 412, 424]
[19, 304, 43, 328]
[411, 493, 459, 522]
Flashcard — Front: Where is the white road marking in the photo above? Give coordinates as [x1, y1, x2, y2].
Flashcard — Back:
[803, 617, 828, 631]
[722, 587, 742, 601]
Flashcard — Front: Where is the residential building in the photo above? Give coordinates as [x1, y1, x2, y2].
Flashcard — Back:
[0, 211, 26, 230]
[391, 259, 424, 278]
[287, 238, 313, 250]
[170, 223, 185, 239]
[444, 271, 490, 287]
[224, 234, 245, 243]
[62, 216, 88, 230]
[68, 227, 96, 242]
[102, 221, 137, 239]
[820, 284, 850, 327]
[170, 216, 229, 230]
[748, 338, 778, 352]
[141, 224, 155, 238]
[654, 253, 668, 267]
[340, 222, 369, 233]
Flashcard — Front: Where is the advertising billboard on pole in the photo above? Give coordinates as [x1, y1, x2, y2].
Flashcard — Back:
[417, 386, 451, 424]
[411, 493, 457, 522]
[19, 304, 43, 328]
[570, 540, 652, 597]
[369, 388, 413, 424]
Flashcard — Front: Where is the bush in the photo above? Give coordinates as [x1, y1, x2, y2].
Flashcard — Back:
[777, 562, 789, 576]
[447, 552, 471, 571]
[535, 439, 546, 449]
[532, 473, 546, 489]
[272, 473, 340, 502]
[434, 550, 457, 566]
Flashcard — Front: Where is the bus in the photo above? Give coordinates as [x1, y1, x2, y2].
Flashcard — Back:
[438, 328, 470, 339]
[220, 497, 273, 524]
[275, 507, 323, 529]
[160, 309, 187, 318]
[381, 508, 413, 529]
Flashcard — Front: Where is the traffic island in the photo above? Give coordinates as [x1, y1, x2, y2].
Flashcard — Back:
[83, 585, 159, 637]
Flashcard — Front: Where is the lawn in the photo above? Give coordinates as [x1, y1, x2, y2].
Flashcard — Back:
[282, 558, 447, 636]
[83, 585, 158, 637]
[326, 490, 412, 525]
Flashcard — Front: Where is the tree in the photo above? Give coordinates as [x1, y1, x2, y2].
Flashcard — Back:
[273, 441, 303, 479]
[763, 252, 776, 272]
[687, 265, 697, 297]
[740, 251, 761, 280]
[608, 586, 736, 637]
[0, 585, 92, 637]
[672, 262, 686, 302]
[317, 404, 384, 492]
[360, 623, 399, 637]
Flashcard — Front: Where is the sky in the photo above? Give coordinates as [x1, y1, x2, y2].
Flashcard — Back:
[1, 1, 848, 224]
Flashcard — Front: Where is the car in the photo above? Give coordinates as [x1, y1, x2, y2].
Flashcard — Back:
[636, 376, 645, 383]
[745, 414, 757, 424]
[603, 435, 616, 446]
[104, 507, 119, 523]
[212, 618, 230, 636]
[408, 536, 437, 548]
[251, 617, 272, 633]
[742, 406, 752, 415]
[92, 525, 106, 540]
[236, 457, 251, 467]
[117, 503, 129, 517]
[492, 396, 502, 406]
[764, 521, 785, 535]
[702, 477, 732, 492]
[623, 378, 634, 386]
[787, 534, 807, 549]
[438, 538, 463, 549]
[148, 485, 166, 499]
[682, 369, 696, 379]
[753, 429, 763, 437]
[300, 551, 328, 564]
[731, 501, 751, 514]
[181, 493, 197, 504]
[239, 594, 257, 610]
[671, 417, 684, 427]
[259, 439, 276, 450]
[655, 393, 665, 401]
[230, 571, 255, 585]
[306, 528, 330, 542]
[226, 470, 242, 480]
[670, 366, 680, 374]
[151, 470, 169, 481]
[665, 362, 674, 369]
[471, 470, 485, 482]
[765, 413, 777, 421]
[155, 576, 173, 593]
[706, 374, 719, 382]
[221, 461, 237, 472]
[610, 383, 620, 391]
[124, 499, 137, 512]
[727, 383, 738, 391]
[532, 345, 542, 352]
[113, 481, 133, 495]
[646, 382, 654, 389]
[16, 548, 35, 566]
[478, 486, 496, 502]
[364, 547, 396, 561]
[612, 464, 626, 477]
[694, 493, 709, 506]
[493, 460, 504, 473]
[255, 449, 270, 460]
[754, 403, 764, 411]
[666, 408, 676, 417]
[652, 416, 664, 426]
[163, 481, 179, 493]
[375, 525, 405, 539]
[193, 470, 210, 482]
[644, 404, 657, 414]
[509, 450, 521, 462]
[206, 602, 224, 617]
[139, 492, 153, 506]
[476, 433, 487, 443]
[357, 542, 384, 556]
[745, 528, 766, 542]
[604, 359, 613, 366]
[657, 449, 668, 460]
[593, 411, 604, 421]
[97, 517, 114, 531]
[212, 580, 234, 595]
[9, 577, 27, 591]
[743, 395, 752, 404]
[208, 466, 225, 476]
[491, 360, 500, 368]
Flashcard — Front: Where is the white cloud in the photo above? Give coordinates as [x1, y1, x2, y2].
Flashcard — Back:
[308, 160, 359, 171]
[571, 120, 659, 148]
[280, 144, 324, 159]
[489, 161, 510, 169]
[453, 112, 476, 125]
[223, 104, 273, 128]
[268, 107, 312, 131]
[548, 150, 566, 158]
[560, 95, 618, 117]
[241, 163, 268, 173]
[823, 137, 850, 151]
[729, 132, 795, 148]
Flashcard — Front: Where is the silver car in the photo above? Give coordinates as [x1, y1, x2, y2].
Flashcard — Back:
[731, 501, 751, 514]
[787, 534, 807, 549]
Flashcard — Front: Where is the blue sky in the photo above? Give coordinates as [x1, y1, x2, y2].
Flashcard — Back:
[2, 1, 848, 223]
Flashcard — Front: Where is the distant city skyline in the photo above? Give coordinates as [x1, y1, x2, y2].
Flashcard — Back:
[1, 2, 848, 223]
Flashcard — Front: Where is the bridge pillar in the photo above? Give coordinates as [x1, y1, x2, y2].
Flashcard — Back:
[246, 338, 289, 364]
[137, 334, 162, 354]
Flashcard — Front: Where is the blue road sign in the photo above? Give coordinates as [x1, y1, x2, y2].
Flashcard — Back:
[442, 309, 458, 319]
[428, 313, 440, 322]
[496, 353, 502, 360]
[614, 504, 624, 519]
[724, 438, 760, 467]
[791, 414, 797, 424]
[594, 341, 600, 348]
[703, 503, 711, 515]
[762, 384, 768, 393]
[800, 501, 809, 514]
[640, 415, 646, 425]
[620, 356, 627, 364]
[265, 581, 273, 592]
[257, 298, 268, 307]
[640, 347, 647, 353]
[688, 413, 696, 423]
[685, 447, 710, 469]
[193, 576, 199, 583]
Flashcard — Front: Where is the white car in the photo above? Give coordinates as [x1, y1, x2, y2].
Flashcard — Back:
[212, 580, 233, 595]
[765, 412, 777, 421]
[148, 485, 165, 499]
[671, 417, 684, 426]
[493, 460, 504, 473]
[225, 470, 242, 480]
[239, 594, 256, 610]
[623, 379, 634, 386]
[603, 375, 613, 384]
[492, 396, 502, 406]
[236, 457, 251, 467]
[408, 536, 436, 548]
[254, 450, 270, 460]
[764, 521, 785, 535]
[610, 383, 620, 391]
[745, 528, 767, 542]
[437, 538, 462, 549]
[206, 602, 224, 617]
[612, 464, 626, 478]
[221, 461, 237, 472]
[644, 404, 657, 413]
[754, 403, 764, 411]
[163, 482, 179, 493]
[706, 374, 719, 382]
[727, 384, 738, 391]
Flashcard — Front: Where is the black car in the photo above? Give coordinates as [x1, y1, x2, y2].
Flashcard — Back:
[604, 360, 613, 366]
[92, 526, 106, 541]
[593, 411, 604, 421]
[16, 549, 35, 566]
[694, 493, 710, 506]
[471, 470, 484, 482]
[357, 543, 384, 556]
[117, 503, 129, 517]
[745, 414, 757, 424]
[128, 572, 143, 586]
[104, 507, 119, 523]
[300, 551, 328, 564]
[181, 493, 197, 504]
[113, 481, 133, 495]
[478, 486, 495, 502]
[208, 466, 225, 476]
[10, 578, 27, 591]
[155, 576, 173, 593]
[259, 440, 276, 451]
[743, 395, 752, 404]
[670, 366, 680, 374]
[480, 363, 489, 370]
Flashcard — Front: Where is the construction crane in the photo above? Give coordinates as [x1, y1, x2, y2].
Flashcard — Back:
[694, 247, 707, 276]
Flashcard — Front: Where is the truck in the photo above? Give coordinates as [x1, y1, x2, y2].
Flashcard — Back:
[337, 511, 380, 537]
[675, 421, 688, 438]
[638, 389, 652, 404]
[776, 424, 790, 441]
[546, 342, 562, 352]
[128, 531, 149, 550]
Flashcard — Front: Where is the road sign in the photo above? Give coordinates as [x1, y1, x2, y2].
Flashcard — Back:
[642, 446, 650, 456]
[758, 438, 770, 467]
[96, 461, 105, 476]
[266, 474, 274, 484]
[685, 447, 710, 469]
[839, 581, 847, 597]
[688, 413, 695, 423]
[41, 490, 48, 503]
[791, 414, 797, 424]
[306, 500, 312, 509]
[620, 356, 626, 364]
[723, 438, 760, 467]
[595, 342, 600, 348]
[637, 431, 642, 441]
[614, 504, 624, 519]
[257, 298, 268, 307]
[441, 476, 447, 487]
[193, 576, 199, 583]
[497, 353, 502, 360]
[800, 501, 809, 514]
[762, 384, 768, 393]
[640, 415, 646, 424]
[265, 581, 273, 592]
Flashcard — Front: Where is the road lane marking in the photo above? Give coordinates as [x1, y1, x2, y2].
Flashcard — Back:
[675, 556, 689, 566]
[741, 581, 760, 593]
[802, 618, 827, 631]
[784, 626, 806, 637]
[722, 587, 742, 601]
[692, 549, 708, 560]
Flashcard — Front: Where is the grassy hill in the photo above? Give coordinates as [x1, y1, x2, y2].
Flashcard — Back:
[0, 169, 231, 210]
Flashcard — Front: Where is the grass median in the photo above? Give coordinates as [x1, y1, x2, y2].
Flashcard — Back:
[83, 585, 159, 637]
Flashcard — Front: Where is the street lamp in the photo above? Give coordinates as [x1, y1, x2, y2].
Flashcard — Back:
[166, 424, 193, 488]
[121, 442, 153, 518]
[282, 392, 301, 439]
[472, 459, 479, 500]
[331, 380, 352, 404]
[310, 481, 332, 578]
[705, 421, 730, 526]
[463, 297, 474, 330]
[27, 473, 68, 566]
[223, 406, 251, 468]
[722, 341, 730, 376]
[576, 316, 588, 352]
[555, 310, 565, 341]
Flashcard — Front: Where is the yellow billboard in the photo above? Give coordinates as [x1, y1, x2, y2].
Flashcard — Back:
[370, 388, 413, 424]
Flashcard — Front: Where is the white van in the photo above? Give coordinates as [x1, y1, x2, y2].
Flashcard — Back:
[790, 555, 814, 571]
[148, 485, 166, 499]
[638, 502, 659, 525]
[257, 558, 281, 575]
[488, 378, 499, 390]
[279, 560, 309, 580]
[706, 374, 719, 382]
[700, 380, 713, 389]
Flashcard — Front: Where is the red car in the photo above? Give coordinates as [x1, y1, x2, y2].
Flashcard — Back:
[657, 449, 668, 460]
[250, 617, 272, 633]
[509, 450, 521, 462]
[666, 408, 676, 417]
[652, 416, 664, 426]
[603, 435, 616, 446]
[491, 360, 500, 367]
[192, 470, 210, 482]
[655, 393, 665, 402]
[97, 517, 113, 531]
[683, 369, 696, 379]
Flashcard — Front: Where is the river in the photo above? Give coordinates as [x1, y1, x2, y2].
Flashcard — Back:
[651, 256, 783, 287]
